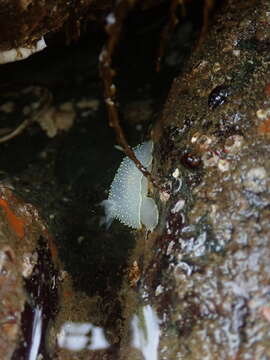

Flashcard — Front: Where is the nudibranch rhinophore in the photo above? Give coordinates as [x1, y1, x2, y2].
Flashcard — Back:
[101, 141, 159, 231]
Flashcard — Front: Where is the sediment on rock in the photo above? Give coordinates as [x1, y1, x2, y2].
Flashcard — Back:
[120, 0, 270, 359]
[0, 0, 168, 52]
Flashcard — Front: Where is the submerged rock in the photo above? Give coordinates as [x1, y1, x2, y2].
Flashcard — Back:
[0, 186, 60, 360]
[120, 0, 270, 359]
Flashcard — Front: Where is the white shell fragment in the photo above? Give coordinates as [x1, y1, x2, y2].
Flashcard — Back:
[131, 305, 160, 360]
[57, 321, 109, 352]
[101, 141, 159, 231]
[0, 37, 46, 65]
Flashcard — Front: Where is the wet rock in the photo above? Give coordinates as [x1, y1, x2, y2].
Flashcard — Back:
[120, 0, 270, 359]
[0, 186, 60, 360]
[0, 0, 109, 51]
[0, 0, 168, 52]
[0, 245, 25, 360]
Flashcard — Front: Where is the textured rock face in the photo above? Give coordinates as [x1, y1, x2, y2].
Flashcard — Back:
[120, 0, 270, 359]
[0, 0, 108, 50]
[0, 0, 167, 51]
[1, 0, 270, 358]
[0, 186, 59, 360]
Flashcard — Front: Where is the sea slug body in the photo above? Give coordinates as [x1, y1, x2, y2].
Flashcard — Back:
[101, 141, 159, 231]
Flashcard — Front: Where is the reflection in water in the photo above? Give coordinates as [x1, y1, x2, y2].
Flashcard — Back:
[57, 322, 109, 352]
[131, 305, 160, 360]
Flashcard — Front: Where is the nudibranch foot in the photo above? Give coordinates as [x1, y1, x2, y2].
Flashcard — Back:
[140, 196, 159, 232]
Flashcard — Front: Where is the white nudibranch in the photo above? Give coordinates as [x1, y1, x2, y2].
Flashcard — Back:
[101, 141, 159, 231]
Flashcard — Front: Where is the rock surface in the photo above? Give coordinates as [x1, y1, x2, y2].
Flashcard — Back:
[0, 0, 109, 50]
[120, 0, 270, 359]
[0, 186, 59, 360]
[1, 0, 270, 358]
[0, 0, 167, 51]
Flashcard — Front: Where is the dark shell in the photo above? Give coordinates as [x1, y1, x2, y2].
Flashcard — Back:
[208, 84, 231, 109]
